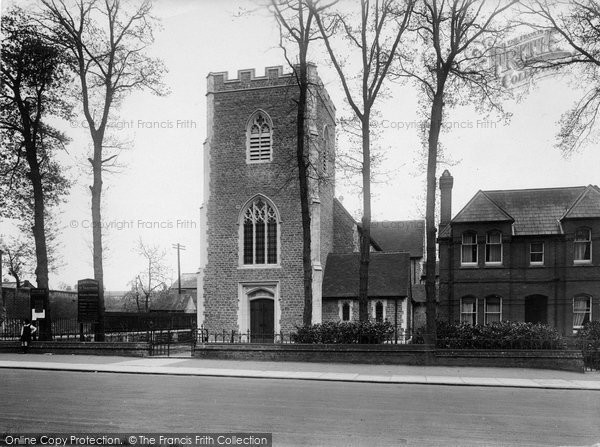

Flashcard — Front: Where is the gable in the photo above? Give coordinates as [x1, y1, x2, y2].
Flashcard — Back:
[453, 191, 513, 224]
[562, 186, 600, 219]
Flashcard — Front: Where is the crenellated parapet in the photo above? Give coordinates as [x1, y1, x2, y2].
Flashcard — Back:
[206, 65, 336, 119]
[207, 66, 294, 93]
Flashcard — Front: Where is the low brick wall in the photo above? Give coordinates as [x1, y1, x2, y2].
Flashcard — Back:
[435, 349, 585, 372]
[193, 344, 585, 372]
[194, 343, 435, 365]
[0, 341, 151, 357]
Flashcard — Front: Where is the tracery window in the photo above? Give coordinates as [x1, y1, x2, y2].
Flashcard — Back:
[242, 197, 278, 265]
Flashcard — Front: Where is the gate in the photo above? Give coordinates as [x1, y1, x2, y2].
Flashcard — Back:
[149, 319, 197, 357]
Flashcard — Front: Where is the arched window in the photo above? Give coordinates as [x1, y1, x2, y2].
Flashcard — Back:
[461, 232, 478, 265]
[241, 197, 279, 265]
[322, 126, 330, 174]
[485, 231, 502, 264]
[339, 300, 353, 321]
[342, 302, 351, 321]
[246, 110, 273, 163]
[375, 301, 384, 322]
[574, 228, 592, 263]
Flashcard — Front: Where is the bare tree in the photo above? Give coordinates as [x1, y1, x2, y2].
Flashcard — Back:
[127, 239, 170, 313]
[0, 236, 34, 290]
[519, 0, 600, 155]
[396, 0, 517, 338]
[1, 7, 73, 340]
[40, 0, 168, 339]
[309, 0, 415, 321]
[270, 0, 324, 326]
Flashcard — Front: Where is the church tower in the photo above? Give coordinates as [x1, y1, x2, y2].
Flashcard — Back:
[198, 65, 336, 337]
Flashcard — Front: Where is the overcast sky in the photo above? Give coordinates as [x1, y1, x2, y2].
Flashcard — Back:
[1, 0, 599, 291]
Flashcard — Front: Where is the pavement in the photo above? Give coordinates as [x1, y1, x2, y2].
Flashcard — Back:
[1, 353, 600, 390]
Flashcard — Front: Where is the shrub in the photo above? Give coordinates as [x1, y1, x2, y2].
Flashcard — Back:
[291, 321, 394, 344]
[415, 320, 565, 350]
[575, 320, 600, 342]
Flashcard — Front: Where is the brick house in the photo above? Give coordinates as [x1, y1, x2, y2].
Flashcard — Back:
[438, 170, 600, 335]
[197, 66, 415, 338]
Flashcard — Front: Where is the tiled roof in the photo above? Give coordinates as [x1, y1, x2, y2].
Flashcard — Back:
[562, 186, 600, 219]
[453, 191, 513, 223]
[170, 273, 197, 290]
[370, 220, 424, 258]
[151, 294, 196, 312]
[322, 252, 410, 298]
[452, 186, 598, 235]
[485, 187, 586, 235]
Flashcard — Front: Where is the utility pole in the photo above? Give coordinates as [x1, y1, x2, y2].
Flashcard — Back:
[172, 243, 186, 295]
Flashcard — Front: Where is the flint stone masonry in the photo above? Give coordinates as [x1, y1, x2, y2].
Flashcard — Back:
[201, 65, 337, 333]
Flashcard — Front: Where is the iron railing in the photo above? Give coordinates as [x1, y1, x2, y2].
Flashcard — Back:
[195, 328, 417, 344]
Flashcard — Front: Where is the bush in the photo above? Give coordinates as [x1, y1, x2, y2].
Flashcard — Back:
[575, 320, 600, 342]
[415, 320, 565, 350]
[291, 321, 394, 344]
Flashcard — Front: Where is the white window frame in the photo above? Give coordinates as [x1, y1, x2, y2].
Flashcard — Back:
[484, 296, 502, 324]
[485, 231, 503, 265]
[338, 300, 353, 322]
[573, 295, 592, 330]
[246, 110, 273, 164]
[529, 242, 544, 266]
[371, 299, 387, 322]
[461, 232, 478, 266]
[574, 228, 592, 264]
[460, 297, 478, 326]
[238, 195, 281, 268]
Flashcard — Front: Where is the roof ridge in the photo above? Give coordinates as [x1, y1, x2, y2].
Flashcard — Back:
[484, 185, 587, 193]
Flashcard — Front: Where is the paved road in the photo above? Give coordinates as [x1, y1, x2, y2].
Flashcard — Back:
[1, 369, 599, 447]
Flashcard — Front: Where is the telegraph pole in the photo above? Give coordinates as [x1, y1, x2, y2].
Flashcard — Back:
[172, 243, 186, 294]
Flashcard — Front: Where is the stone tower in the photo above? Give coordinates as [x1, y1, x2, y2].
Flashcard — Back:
[197, 65, 336, 337]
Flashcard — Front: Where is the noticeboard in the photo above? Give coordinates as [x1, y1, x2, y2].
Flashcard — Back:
[78, 279, 99, 323]
[30, 288, 48, 320]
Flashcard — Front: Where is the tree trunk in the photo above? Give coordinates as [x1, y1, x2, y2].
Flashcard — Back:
[91, 139, 105, 341]
[25, 140, 52, 340]
[296, 56, 313, 328]
[424, 89, 445, 342]
[358, 113, 371, 322]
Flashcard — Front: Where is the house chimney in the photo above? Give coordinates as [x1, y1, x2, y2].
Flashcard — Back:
[439, 170, 454, 226]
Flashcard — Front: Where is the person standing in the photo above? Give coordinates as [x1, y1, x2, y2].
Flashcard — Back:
[20, 319, 37, 353]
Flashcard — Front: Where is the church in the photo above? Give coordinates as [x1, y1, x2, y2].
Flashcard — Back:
[196, 65, 422, 340]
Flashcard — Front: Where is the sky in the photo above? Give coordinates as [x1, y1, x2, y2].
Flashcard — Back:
[1, 0, 599, 291]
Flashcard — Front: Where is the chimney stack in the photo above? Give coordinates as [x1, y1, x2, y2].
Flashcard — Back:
[439, 170, 454, 226]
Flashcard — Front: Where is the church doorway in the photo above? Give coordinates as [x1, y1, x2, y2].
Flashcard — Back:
[249, 292, 275, 343]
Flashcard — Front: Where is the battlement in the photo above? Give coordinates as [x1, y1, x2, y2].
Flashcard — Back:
[207, 66, 293, 93]
[207, 64, 336, 116]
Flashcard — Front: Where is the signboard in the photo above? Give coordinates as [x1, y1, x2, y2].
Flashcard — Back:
[30, 288, 48, 321]
[78, 279, 99, 323]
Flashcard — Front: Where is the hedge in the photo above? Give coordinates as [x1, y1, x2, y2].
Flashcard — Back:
[291, 321, 395, 344]
[415, 320, 566, 349]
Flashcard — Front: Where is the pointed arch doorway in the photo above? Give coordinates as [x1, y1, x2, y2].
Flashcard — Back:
[239, 283, 280, 343]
